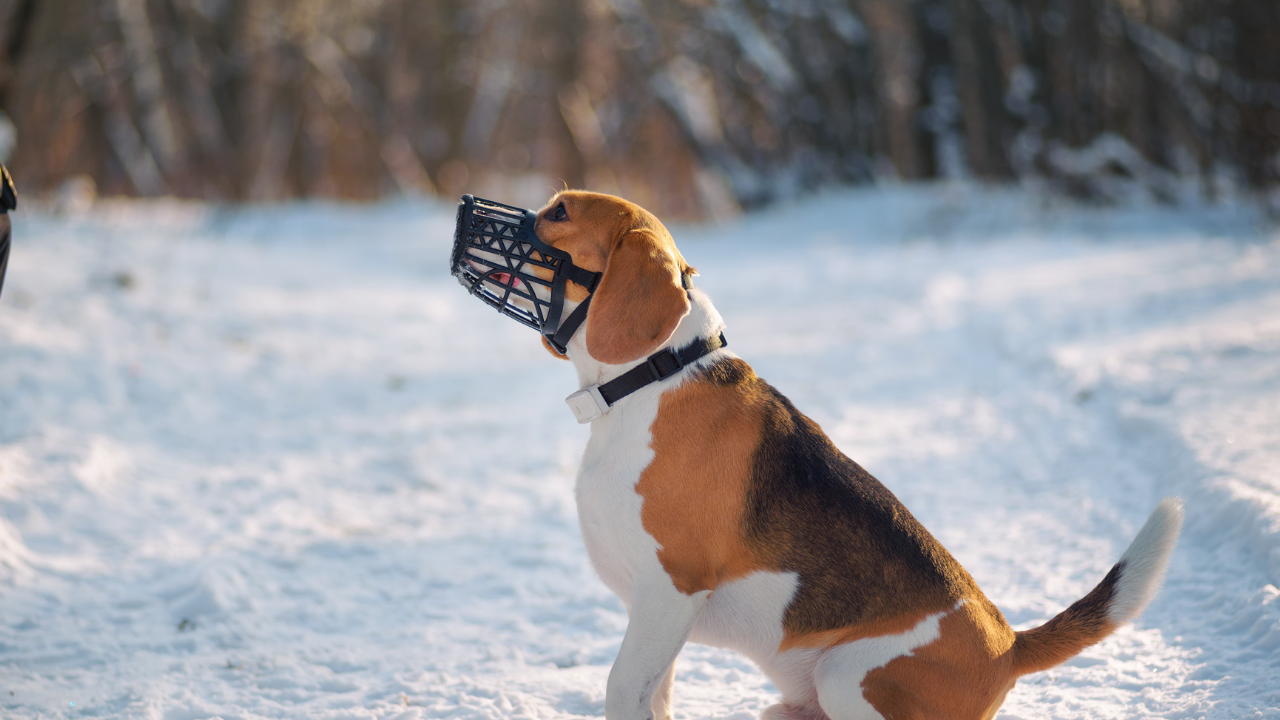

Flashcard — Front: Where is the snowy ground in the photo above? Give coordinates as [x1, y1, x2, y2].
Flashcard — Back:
[1, 185, 1278, 720]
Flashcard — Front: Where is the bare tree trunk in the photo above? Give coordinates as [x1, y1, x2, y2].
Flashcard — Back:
[0, 0, 1276, 216]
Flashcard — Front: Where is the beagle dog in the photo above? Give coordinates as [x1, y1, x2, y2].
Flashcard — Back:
[519, 191, 1182, 720]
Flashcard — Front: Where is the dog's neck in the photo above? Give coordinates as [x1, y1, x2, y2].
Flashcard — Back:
[564, 287, 727, 390]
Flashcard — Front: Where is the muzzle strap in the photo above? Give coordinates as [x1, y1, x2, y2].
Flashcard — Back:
[545, 260, 602, 354]
[547, 293, 593, 354]
[557, 261, 602, 292]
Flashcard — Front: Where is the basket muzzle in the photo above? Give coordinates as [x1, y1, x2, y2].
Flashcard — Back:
[450, 195, 601, 353]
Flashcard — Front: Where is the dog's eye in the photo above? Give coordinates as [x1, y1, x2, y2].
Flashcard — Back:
[550, 202, 569, 222]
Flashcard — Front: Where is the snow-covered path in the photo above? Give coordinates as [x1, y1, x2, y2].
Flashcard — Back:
[1, 187, 1277, 719]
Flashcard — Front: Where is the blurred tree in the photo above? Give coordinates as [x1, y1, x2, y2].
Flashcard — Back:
[0, 0, 1276, 217]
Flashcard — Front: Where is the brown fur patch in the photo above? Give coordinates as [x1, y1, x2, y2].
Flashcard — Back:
[637, 359, 767, 594]
[861, 598, 1017, 720]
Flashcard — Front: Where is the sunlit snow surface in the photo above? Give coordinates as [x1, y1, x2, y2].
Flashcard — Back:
[1, 186, 1278, 719]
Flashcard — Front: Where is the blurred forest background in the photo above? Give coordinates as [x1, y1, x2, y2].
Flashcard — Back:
[0, 0, 1277, 219]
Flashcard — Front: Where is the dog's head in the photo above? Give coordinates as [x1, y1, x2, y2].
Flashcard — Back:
[531, 191, 694, 365]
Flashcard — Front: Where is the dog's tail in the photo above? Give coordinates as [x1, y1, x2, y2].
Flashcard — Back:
[1011, 498, 1184, 676]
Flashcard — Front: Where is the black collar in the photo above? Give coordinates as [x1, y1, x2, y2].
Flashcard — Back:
[565, 331, 728, 423]
[599, 332, 727, 405]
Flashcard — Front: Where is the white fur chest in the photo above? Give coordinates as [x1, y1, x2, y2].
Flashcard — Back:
[573, 385, 667, 609]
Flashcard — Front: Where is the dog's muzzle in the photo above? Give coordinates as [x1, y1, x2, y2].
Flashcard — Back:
[450, 195, 601, 354]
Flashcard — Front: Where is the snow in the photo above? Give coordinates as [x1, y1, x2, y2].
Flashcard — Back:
[1, 185, 1278, 719]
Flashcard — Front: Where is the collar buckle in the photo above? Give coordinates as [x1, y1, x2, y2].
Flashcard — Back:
[565, 384, 609, 424]
[644, 348, 682, 381]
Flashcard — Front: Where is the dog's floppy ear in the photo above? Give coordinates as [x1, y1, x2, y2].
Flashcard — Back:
[585, 228, 690, 365]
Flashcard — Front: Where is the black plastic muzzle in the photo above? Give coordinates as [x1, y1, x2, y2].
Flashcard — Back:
[450, 195, 601, 353]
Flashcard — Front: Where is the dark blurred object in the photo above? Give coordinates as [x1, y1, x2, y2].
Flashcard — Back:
[936, 0, 1280, 202]
[0, 0, 1277, 218]
[0, 161, 13, 298]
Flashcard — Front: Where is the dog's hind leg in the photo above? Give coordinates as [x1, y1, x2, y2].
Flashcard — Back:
[809, 609, 951, 720]
[812, 600, 1019, 720]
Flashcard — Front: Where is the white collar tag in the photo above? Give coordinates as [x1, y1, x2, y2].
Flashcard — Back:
[565, 384, 609, 424]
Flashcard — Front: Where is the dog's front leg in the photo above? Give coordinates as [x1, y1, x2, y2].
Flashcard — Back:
[650, 661, 676, 720]
[606, 573, 709, 720]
